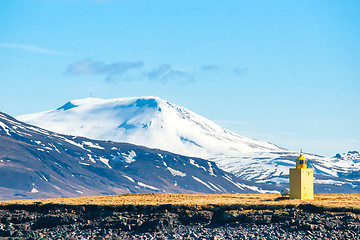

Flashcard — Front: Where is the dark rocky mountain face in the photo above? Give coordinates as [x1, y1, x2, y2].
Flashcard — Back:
[0, 112, 274, 200]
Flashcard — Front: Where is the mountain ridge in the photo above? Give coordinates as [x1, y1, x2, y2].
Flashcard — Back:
[16, 96, 360, 193]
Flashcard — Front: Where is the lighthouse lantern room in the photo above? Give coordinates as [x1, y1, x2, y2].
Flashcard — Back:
[289, 151, 314, 200]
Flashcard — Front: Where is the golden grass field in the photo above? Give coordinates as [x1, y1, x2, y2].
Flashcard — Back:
[1, 193, 360, 210]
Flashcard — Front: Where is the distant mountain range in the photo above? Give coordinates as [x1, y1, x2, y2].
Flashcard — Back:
[334, 151, 360, 162]
[0, 111, 277, 200]
[17, 97, 360, 194]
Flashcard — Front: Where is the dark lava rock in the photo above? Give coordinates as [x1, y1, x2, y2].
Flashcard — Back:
[0, 203, 359, 239]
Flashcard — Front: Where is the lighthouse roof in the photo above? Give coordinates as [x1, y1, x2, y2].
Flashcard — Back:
[296, 153, 307, 161]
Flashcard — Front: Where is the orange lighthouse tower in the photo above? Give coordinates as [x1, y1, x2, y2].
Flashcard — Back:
[289, 151, 314, 200]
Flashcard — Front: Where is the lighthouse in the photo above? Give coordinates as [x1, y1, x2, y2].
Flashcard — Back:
[289, 151, 314, 200]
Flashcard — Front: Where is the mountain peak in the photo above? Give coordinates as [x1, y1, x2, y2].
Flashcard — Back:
[58, 96, 164, 108]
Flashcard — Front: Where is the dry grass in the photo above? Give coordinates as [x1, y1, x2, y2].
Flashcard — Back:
[1, 193, 360, 210]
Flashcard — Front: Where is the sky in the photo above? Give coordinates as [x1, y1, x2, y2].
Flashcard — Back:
[1, 0, 359, 157]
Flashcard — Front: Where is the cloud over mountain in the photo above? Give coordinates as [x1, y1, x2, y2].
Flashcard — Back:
[66, 59, 144, 81]
[146, 64, 194, 83]
[66, 58, 244, 83]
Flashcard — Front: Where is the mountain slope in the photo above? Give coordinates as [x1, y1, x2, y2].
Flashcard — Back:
[17, 97, 360, 193]
[0, 111, 274, 200]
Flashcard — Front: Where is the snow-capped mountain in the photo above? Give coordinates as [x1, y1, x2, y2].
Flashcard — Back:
[0, 111, 273, 200]
[18, 97, 280, 158]
[17, 97, 360, 193]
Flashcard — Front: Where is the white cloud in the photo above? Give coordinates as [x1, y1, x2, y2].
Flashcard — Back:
[66, 58, 244, 84]
[0, 43, 73, 55]
[146, 64, 194, 83]
[66, 58, 144, 81]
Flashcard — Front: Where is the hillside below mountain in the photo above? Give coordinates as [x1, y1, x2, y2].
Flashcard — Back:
[0, 111, 275, 200]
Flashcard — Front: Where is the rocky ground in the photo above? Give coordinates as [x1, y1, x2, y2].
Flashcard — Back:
[0, 202, 359, 240]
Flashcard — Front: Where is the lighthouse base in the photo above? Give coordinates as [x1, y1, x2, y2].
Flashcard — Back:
[289, 168, 314, 200]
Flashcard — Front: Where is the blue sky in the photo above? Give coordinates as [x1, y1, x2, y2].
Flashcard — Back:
[1, 0, 359, 157]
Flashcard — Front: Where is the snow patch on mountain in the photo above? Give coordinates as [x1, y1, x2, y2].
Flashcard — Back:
[99, 156, 112, 169]
[167, 167, 186, 177]
[138, 182, 159, 191]
[123, 175, 135, 183]
[82, 141, 105, 149]
[0, 122, 11, 136]
[121, 150, 137, 163]
[192, 176, 216, 191]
